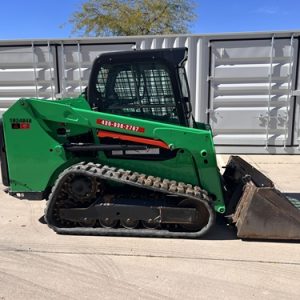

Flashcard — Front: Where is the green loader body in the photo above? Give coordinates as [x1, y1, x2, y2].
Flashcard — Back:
[2, 96, 225, 214]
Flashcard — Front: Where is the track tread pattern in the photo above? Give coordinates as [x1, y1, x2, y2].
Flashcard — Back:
[44, 162, 215, 239]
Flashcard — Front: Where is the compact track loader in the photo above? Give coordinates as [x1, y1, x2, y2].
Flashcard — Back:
[1, 48, 300, 239]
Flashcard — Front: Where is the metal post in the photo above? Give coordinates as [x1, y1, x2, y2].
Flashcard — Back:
[31, 42, 39, 98]
[283, 34, 294, 148]
[77, 42, 83, 94]
[297, 101, 300, 150]
[265, 35, 275, 149]
[206, 41, 215, 129]
[47, 41, 55, 100]
[60, 42, 66, 98]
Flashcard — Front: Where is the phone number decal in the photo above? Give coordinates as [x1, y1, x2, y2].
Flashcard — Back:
[96, 119, 145, 133]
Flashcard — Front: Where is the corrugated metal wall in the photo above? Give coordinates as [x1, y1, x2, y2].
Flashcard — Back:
[209, 38, 297, 148]
[0, 44, 57, 114]
[0, 31, 299, 153]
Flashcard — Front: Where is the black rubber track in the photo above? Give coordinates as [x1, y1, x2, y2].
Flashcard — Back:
[45, 162, 215, 238]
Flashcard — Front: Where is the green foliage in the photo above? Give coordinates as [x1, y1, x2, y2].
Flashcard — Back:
[69, 0, 197, 36]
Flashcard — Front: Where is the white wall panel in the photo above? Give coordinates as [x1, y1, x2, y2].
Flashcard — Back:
[0, 32, 299, 153]
[0, 45, 57, 105]
[209, 37, 298, 148]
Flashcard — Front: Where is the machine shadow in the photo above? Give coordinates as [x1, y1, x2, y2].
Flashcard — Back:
[38, 215, 47, 224]
[202, 224, 238, 240]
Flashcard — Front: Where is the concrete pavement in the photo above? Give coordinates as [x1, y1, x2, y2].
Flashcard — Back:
[0, 155, 299, 299]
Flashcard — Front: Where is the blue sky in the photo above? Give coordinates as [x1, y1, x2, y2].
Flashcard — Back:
[1, 0, 300, 40]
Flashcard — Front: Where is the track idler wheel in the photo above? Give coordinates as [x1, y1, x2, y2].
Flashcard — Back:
[178, 199, 211, 232]
[141, 220, 160, 229]
[99, 218, 118, 228]
[68, 175, 98, 202]
[120, 218, 139, 229]
[79, 218, 97, 227]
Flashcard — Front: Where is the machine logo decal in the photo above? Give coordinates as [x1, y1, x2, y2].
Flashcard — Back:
[10, 118, 32, 130]
[96, 119, 145, 133]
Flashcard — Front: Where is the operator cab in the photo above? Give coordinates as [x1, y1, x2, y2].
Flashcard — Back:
[87, 48, 192, 127]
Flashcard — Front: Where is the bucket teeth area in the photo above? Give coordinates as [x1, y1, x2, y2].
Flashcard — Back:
[223, 156, 300, 240]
